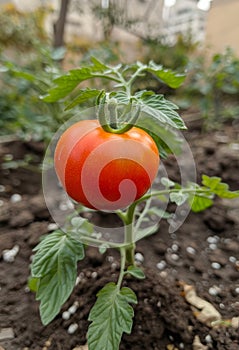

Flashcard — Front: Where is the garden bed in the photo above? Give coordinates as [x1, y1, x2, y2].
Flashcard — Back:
[0, 120, 239, 350]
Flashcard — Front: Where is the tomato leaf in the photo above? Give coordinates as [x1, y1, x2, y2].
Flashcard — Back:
[139, 122, 183, 158]
[42, 59, 185, 106]
[67, 216, 95, 244]
[110, 90, 185, 157]
[126, 266, 145, 279]
[90, 56, 111, 71]
[65, 88, 102, 110]
[135, 90, 186, 129]
[202, 175, 239, 199]
[42, 57, 119, 103]
[161, 177, 175, 188]
[11, 70, 36, 82]
[189, 194, 213, 212]
[99, 90, 185, 157]
[109, 91, 130, 105]
[88, 283, 137, 350]
[132, 91, 185, 156]
[42, 68, 98, 102]
[146, 61, 186, 88]
[31, 230, 84, 325]
[186, 175, 239, 212]
[170, 191, 189, 206]
[32, 230, 84, 276]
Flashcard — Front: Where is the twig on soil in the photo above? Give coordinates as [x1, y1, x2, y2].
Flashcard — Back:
[182, 283, 222, 327]
[193, 335, 208, 350]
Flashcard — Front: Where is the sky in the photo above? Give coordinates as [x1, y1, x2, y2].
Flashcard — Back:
[164, 0, 213, 11]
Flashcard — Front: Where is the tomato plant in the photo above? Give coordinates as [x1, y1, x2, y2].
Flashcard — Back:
[30, 57, 239, 350]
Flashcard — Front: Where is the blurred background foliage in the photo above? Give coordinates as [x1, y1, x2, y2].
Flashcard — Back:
[0, 3, 48, 49]
[0, 1, 239, 147]
[0, 45, 69, 142]
[177, 48, 239, 130]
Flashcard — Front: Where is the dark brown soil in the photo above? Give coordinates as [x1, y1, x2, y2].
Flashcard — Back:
[0, 120, 239, 350]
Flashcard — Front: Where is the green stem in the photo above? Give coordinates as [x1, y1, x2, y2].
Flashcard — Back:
[91, 73, 121, 84]
[117, 202, 138, 266]
[135, 197, 152, 231]
[124, 202, 137, 225]
[117, 248, 126, 289]
[99, 102, 140, 134]
[100, 122, 135, 134]
[97, 65, 145, 134]
[135, 187, 212, 205]
[124, 226, 136, 267]
[116, 203, 138, 289]
[125, 66, 146, 97]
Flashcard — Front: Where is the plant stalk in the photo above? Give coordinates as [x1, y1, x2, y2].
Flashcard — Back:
[121, 202, 138, 266]
[117, 248, 126, 289]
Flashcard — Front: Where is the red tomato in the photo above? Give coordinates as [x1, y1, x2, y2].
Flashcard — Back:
[54, 119, 159, 210]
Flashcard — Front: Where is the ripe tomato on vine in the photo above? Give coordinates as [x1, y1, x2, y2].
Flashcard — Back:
[54, 119, 159, 210]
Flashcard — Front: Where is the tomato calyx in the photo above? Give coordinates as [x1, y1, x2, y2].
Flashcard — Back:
[98, 95, 141, 134]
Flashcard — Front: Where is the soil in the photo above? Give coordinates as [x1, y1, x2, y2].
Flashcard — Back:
[0, 119, 239, 350]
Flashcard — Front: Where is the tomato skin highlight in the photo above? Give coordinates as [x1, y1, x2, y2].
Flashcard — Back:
[54, 119, 159, 210]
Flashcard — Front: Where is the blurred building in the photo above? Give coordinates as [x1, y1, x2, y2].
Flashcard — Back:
[2, 0, 208, 44]
[90, 0, 208, 44]
[65, 0, 166, 42]
[6, 0, 239, 58]
[109, 0, 164, 39]
[162, 0, 207, 44]
[205, 0, 239, 56]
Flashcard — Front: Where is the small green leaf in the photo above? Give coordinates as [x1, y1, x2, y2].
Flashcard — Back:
[88, 283, 137, 350]
[68, 216, 94, 240]
[135, 90, 186, 129]
[202, 175, 239, 199]
[170, 191, 189, 206]
[99, 244, 109, 254]
[42, 68, 96, 102]
[146, 61, 186, 88]
[161, 177, 175, 188]
[202, 175, 221, 190]
[126, 266, 145, 279]
[189, 194, 213, 212]
[12, 70, 36, 82]
[65, 88, 102, 110]
[90, 56, 110, 71]
[31, 230, 84, 325]
[70, 216, 93, 232]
